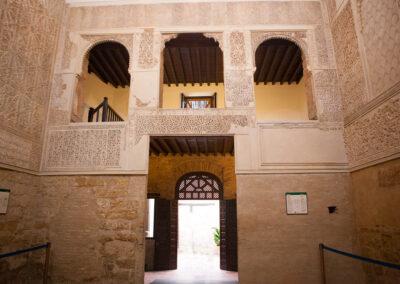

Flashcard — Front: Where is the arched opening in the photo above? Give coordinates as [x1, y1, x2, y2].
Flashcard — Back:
[71, 41, 130, 123]
[144, 137, 238, 282]
[254, 38, 316, 121]
[161, 33, 224, 109]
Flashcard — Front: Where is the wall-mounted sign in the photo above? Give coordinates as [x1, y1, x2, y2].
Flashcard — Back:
[285, 192, 308, 215]
[0, 189, 10, 214]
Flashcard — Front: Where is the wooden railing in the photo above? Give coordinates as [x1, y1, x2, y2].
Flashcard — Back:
[88, 97, 123, 122]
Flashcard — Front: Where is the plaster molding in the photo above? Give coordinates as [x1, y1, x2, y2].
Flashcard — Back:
[344, 81, 400, 126]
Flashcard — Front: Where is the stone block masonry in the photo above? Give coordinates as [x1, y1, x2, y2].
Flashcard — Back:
[0, 170, 147, 283]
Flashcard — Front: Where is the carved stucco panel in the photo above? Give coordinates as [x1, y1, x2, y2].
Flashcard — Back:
[0, 0, 64, 171]
[229, 32, 246, 67]
[132, 110, 253, 144]
[331, 2, 367, 117]
[356, 0, 400, 98]
[312, 69, 343, 122]
[344, 96, 400, 167]
[44, 124, 124, 170]
[137, 29, 158, 70]
[224, 70, 255, 107]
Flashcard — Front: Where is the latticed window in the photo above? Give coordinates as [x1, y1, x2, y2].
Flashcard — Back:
[176, 172, 223, 200]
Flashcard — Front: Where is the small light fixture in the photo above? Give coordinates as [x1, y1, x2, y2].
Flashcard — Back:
[328, 206, 337, 214]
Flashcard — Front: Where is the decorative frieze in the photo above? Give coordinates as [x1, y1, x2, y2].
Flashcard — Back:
[44, 124, 125, 170]
[344, 95, 400, 169]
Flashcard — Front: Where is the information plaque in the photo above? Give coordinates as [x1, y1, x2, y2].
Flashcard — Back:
[285, 192, 308, 215]
[0, 189, 10, 214]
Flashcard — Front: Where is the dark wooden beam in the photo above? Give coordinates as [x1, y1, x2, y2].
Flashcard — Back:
[282, 49, 301, 83]
[89, 63, 109, 84]
[256, 46, 274, 84]
[159, 138, 174, 154]
[195, 47, 202, 85]
[94, 49, 123, 87]
[188, 48, 196, 85]
[272, 45, 294, 84]
[170, 138, 183, 156]
[266, 46, 286, 84]
[89, 56, 116, 87]
[164, 65, 171, 85]
[211, 139, 217, 156]
[264, 46, 282, 84]
[177, 48, 187, 86]
[206, 47, 212, 85]
[181, 47, 194, 83]
[106, 49, 130, 87]
[114, 48, 129, 70]
[222, 137, 229, 156]
[289, 63, 302, 84]
[150, 139, 164, 156]
[164, 48, 179, 86]
[181, 138, 192, 155]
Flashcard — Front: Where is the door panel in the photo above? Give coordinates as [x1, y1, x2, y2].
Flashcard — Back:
[220, 199, 238, 271]
[154, 199, 178, 270]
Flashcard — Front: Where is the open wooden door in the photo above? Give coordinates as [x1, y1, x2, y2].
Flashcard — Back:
[154, 199, 178, 270]
[220, 199, 238, 271]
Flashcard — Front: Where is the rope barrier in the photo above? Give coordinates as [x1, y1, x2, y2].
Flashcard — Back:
[320, 244, 400, 270]
[0, 242, 51, 284]
[0, 243, 49, 259]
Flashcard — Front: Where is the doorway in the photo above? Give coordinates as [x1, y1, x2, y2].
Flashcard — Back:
[144, 136, 238, 283]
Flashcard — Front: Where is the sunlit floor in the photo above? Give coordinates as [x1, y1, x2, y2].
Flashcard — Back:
[145, 253, 238, 284]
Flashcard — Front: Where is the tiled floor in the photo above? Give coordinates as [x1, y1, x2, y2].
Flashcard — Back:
[145, 254, 238, 284]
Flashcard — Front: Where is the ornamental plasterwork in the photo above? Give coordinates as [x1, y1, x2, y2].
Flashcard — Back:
[344, 96, 400, 168]
[224, 70, 255, 107]
[132, 109, 253, 144]
[0, 0, 64, 171]
[331, 2, 367, 117]
[356, 0, 400, 98]
[229, 32, 246, 67]
[137, 29, 158, 69]
[44, 123, 125, 170]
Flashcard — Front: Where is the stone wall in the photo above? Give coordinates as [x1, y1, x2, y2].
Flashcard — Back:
[0, 0, 65, 171]
[236, 173, 364, 284]
[0, 169, 44, 282]
[351, 158, 400, 282]
[41, 175, 147, 283]
[0, 171, 147, 283]
[148, 154, 236, 200]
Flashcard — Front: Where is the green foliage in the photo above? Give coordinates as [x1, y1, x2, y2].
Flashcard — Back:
[212, 227, 220, 246]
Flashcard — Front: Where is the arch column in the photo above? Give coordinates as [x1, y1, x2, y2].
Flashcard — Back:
[129, 29, 161, 111]
[223, 30, 255, 108]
